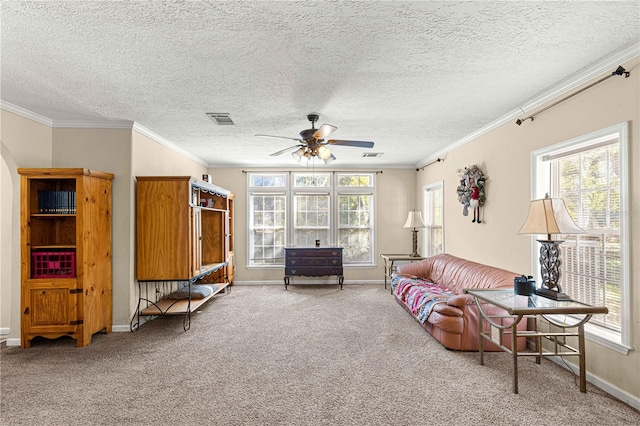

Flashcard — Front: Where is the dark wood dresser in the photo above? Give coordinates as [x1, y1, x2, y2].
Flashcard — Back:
[284, 247, 344, 290]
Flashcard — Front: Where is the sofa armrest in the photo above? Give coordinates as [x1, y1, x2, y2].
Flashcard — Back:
[432, 303, 464, 317]
[447, 294, 476, 307]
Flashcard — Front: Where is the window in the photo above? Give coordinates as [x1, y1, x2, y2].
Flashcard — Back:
[248, 174, 287, 265]
[294, 194, 330, 246]
[337, 174, 374, 264]
[423, 181, 444, 257]
[531, 122, 630, 353]
[247, 172, 375, 267]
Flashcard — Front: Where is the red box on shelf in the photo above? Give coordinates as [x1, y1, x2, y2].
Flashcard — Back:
[32, 251, 76, 278]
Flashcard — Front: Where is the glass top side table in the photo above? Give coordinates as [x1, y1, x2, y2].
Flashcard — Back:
[380, 254, 425, 292]
[464, 288, 608, 394]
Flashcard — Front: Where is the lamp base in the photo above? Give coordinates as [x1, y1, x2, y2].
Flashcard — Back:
[409, 229, 421, 258]
[535, 287, 573, 302]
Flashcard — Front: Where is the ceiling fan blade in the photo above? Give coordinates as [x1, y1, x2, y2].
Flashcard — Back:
[327, 139, 375, 148]
[313, 124, 337, 140]
[270, 144, 303, 156]
[256, 134, 301, 142]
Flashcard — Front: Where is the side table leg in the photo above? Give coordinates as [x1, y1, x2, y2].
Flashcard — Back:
[383, 261, 388, 289]
[512, 322, 519, 394]
[284, 276, 289, 291]
[534, 316, 541, 364]
[478, 307, 485, 366]
[339, 275, 344, 290]
[578, 323, 586, 392]
[388, 261, 395, 294]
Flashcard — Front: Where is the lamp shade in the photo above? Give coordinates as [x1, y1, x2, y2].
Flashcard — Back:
[317, 145, 332, 160]
[291, 147, 305, 162]
[323, 153, 336, 164]
[403, 211, 426, 229]
[518, 197, 584, 238]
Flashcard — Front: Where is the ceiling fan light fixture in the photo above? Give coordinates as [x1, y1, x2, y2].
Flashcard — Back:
[292, 147, 305, 162]
[323, 154, 336, 165]
[317, 145, 332, 160]
[260, 114, 375, 163]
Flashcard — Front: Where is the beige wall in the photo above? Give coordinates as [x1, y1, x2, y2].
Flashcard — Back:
[416, 56, 640, 401]
[52, 128, 133, 327]
[1, 110, 53, 340]
[209, 167, 416, 284]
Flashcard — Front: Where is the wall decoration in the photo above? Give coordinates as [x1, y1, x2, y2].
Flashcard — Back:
[456, 165, 486, 223]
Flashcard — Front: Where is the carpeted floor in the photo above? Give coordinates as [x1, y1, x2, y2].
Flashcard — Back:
[1, 284, 638, 425]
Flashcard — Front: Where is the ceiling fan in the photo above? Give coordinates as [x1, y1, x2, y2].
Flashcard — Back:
[256, 113, 374, 164]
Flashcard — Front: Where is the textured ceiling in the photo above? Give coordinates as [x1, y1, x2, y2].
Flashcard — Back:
[2, 1, 639, 168]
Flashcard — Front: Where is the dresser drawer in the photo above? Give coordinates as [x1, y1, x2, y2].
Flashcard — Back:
[287, 257, 342, 267]
[285, 266, 344, 277]
[286, 248, 342, 258]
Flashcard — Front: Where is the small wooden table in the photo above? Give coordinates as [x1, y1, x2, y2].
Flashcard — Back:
[380, 254, 425, 292]
[464, 289, 608, 394]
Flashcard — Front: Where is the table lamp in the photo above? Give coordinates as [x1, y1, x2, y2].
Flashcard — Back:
[404, 210, 426, 258]
[518, 195, 584, 301]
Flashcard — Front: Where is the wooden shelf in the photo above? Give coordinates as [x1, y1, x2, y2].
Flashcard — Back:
[19, 168, 114, 348]
[140, 283, 229, 315]
[30, 245, 77, 250]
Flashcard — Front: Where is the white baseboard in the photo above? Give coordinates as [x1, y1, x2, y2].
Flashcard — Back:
[0, 328, 19, 347]
[547, 355, 640, 411]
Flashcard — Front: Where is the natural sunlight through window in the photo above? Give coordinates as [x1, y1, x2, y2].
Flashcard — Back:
[531, 122, 631, 353]
[247, 172, 375, 267]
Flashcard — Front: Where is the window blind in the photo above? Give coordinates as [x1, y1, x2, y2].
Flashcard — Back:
[550, 141, 621, 331]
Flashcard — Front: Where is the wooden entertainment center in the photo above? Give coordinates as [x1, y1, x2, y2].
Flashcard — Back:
[132, 176, 234, 330]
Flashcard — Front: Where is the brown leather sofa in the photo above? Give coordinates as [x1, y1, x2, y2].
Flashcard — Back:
[392, 253, 527, 351]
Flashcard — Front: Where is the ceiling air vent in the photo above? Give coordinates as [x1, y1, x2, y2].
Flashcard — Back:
[362, 152, 383, 158]
[206, 113, 235, 125]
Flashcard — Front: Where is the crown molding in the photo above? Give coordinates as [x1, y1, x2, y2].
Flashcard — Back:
[52, 119, 134, 129]
[1, 100, 207, 167]
[131, 122, 207, 167]
[0, 101, 134, 129]
[417, 42, 640, 169]
[0, 101, 53, 127]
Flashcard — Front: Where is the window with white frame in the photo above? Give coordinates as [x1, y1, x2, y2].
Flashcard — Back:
[423, 181, 444, 257]
[531, 122, 630, 352]
[247, 172, 375, 267]
[248, 173, 287, 265]
[336, 174, 374, 264]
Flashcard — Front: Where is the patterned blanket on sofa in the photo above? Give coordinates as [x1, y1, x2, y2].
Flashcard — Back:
[391, 275, 457, 324]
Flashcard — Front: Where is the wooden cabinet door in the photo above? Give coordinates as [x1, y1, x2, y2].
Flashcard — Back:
[191, 207, 202, 277]
[136, 178, 191, 280]
[22, 281, 78, 336]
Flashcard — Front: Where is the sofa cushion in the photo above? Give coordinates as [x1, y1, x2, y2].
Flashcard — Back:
[446, 294, 475, 307]
[168, 284, 216, 299]
[397, 253, 518, 294]
[391, 275, 456, 324]
[427, 311, 464, 334]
